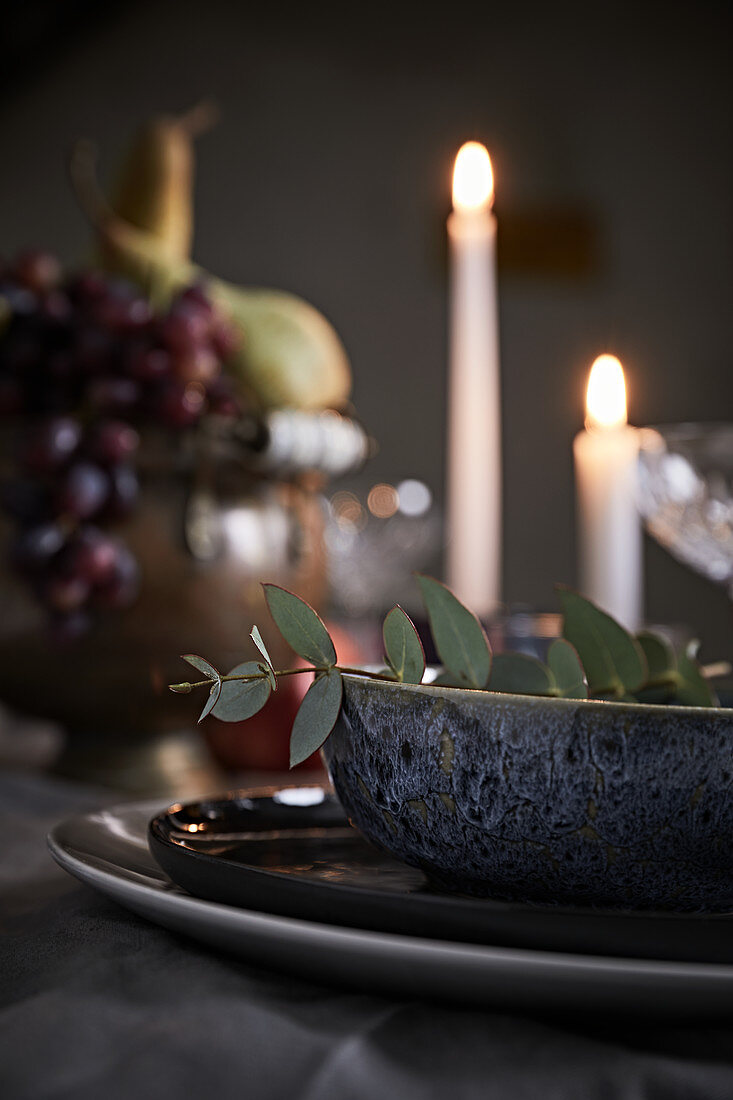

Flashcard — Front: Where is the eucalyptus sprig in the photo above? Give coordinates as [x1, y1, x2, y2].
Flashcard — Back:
[170, 577, 727, 768]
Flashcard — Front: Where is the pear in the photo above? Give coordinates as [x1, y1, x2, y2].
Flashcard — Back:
[110, 102, 217, 263]
[71, 139, 352, 411]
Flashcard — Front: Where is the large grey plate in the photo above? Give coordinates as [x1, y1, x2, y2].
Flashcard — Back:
[48, 798, 733, 1015]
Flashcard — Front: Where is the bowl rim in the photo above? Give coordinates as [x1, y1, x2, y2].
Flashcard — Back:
[340, 669, 731, 721]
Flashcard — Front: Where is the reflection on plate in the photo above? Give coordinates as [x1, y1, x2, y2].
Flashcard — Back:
[148, 786, 733, 965]
[48, 795, 733, 1015]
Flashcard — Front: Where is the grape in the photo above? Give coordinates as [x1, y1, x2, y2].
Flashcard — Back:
[22, 416, 82, 473]
[55, 462, 108, 519]
[175, 345, 219, 385]
[44, 571, 91, 613]
[210, 317, 240, 360]
[87, 420, 139, 465]
[67, 270, 108, 303]
[159, 303, 211, 351]
[94, 544, 140, 610]
[127, 344, 172, 382]
[0, 266, 241, 637]
[13, 250, 62, 294]
[105, 464, 139, 518]
[97, 293, 152, 333]
[39, 290, 72, 325]
[10, 523, 65, 574]
[73, 327, 116, 375]
[87, 377, 140, 415]
[158, 381, 206, 428]
[0, 282, 37, 318]
[206, 375, 241, 418]
[64, 527, 118, 586]
[178, 284, 215, 314]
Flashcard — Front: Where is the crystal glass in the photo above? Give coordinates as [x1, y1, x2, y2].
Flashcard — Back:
[637, 423, 733, 595]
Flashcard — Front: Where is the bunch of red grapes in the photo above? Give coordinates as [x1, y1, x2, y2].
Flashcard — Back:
[0, 249, 241, 640]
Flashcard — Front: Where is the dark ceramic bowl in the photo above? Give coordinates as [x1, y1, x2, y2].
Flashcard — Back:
[322, 674, 733, 911]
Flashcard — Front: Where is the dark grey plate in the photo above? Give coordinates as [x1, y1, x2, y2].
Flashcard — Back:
[148, 785, 733, 964]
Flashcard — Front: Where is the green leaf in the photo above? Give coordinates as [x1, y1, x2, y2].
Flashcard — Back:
[431, 671, 462, 687]
[181, 654, 222, 722]
[488, 653, 556, 696]
[676, 644, 718, 707]
[182, 654, 220, 680]
[212, 661, 272, 722]
[198, 680, 222, 723]
[289, 669, 343, 767]
[258, 662, 277, 692]
[415, 574, 491, 689]
[251, 626, 275, 671]
[636, 631, 676, 682]
[263, 584, 336, 668]
[547, 639, 589, 699]
[557, 587, 647, 695]
[382, 605, 425, 684]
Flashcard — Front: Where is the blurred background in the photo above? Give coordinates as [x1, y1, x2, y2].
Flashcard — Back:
[0, 0, 731, 657]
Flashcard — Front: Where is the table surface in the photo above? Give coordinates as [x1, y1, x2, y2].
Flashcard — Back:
[3, 768, 733, 1100]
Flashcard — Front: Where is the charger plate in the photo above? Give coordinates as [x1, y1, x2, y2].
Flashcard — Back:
[48, 790, 733, 1015]
[148, 786, 733, 964]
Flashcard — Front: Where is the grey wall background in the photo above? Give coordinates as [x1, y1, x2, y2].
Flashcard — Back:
[2, 0, 732, 654]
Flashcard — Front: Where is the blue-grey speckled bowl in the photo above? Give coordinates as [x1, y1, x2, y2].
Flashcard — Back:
[322, 675, 733, 911]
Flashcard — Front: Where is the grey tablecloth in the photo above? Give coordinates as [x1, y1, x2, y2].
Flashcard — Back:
[2, 770, 733, 1100]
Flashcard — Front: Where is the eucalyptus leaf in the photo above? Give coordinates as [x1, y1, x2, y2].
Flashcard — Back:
[488, 653, 555, 696]
[558, 587, 647, 695]
[198, 679, 222, 723]
[263, 584, 336, 668]
[181, 654, 222, 722]
[416, 574, 491, 689]
[289, 669, 343, 767]
[382, 605, 425, 684]
[431, 671, 461, 686]
[258, 661, 277, 692]
[212, 661, 271, 722]
[251, 625, 275, 672]
[636, 631, 676, 683]
[182, 654, 220, 681]
[547, 639, 589, 699]
[633, 683, 678, 705]
[676, 645, 718, 707]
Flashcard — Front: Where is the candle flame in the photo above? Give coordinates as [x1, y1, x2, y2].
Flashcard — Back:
[585, 355, 628, 430]
[452, 142, 494, 212]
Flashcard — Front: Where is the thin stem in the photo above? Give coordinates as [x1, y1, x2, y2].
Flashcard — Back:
[173, 664, 396, 693]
